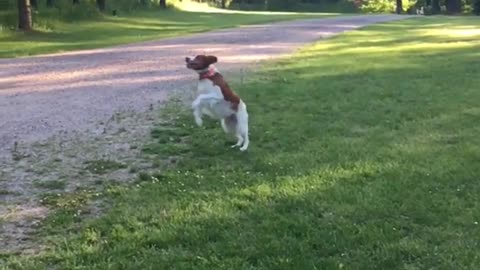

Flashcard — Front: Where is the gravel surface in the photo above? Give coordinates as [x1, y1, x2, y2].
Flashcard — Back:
[0, 15, 406, 254]
[0, 15, 405, 152]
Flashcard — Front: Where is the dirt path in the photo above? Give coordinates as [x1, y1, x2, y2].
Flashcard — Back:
[0, 15, 406, 254]
[0, 15, 405, 152]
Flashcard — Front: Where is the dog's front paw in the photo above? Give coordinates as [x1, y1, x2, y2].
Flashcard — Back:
[192, 100, 201, 109]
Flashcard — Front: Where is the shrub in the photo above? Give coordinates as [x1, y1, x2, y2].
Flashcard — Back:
[474, 0, 480, 14]
[360, 0, 395, 12]
[53, 0, 101, 21]
[265, 0, 299, 10]
[0, 10, 17, 30]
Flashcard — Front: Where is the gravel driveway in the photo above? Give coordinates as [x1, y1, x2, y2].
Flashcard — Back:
[0, 15, 405, 153]
[0, 15, 406, 254]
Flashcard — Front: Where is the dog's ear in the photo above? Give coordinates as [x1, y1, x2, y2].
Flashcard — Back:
[205, 55, 218, 65]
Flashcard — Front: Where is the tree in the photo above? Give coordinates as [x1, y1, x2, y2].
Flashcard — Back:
[474, 0, 480, 15]
[431, 0, 441, 13]
[160, 0, 167, 8]
[17, 0, 32, 31]
[73, 0, 79, 4]
[445, 0, 461, 13]
[396, 0, 403, 13]
[30, 0, 37, 9]
[47, 0, 54, 7]
[96, 0, 106, 11]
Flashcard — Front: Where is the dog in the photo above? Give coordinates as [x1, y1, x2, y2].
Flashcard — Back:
[185, 55, 249, 151]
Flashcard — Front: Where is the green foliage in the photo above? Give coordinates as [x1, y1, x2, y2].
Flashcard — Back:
[360, 0, 395, 12]
[108, 0, 166, 12]
[360, 0, 414, 13]
[203, 0, 359, 12]
[474, 0, 480, 14]
[0, 10, 17, 30]
[266, 0, 298, 10]
[0, 0, 15, 10]
[0, 0, 17, 29]
[0, 0, 164, 30]
[54, 0, 102, 21]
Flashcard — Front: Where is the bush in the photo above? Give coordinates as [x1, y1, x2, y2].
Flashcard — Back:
[359, 0, 414, 13]
[474, 0, 480, 14]
[0, 0, 15, 11]
[225, 0, 357, 12]
[360, 0, 395, 12]
[106, 0, 168, 12]
[54, 0, 102, 21]
[265, 0, 299, 10]
[0, 10, 17, 30]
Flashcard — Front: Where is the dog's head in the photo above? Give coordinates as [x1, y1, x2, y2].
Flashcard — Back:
[185, 55, 218, 72]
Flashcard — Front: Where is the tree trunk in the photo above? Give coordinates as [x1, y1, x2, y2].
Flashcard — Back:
[30, 0, 37, 9]
[445, 0, 461, 13]
[17, 0, 32, 31]
[221, 0, 226, 8]
[431, 0, 440, 13]
[396, 0, 403, 13]
[96, 0, 106, 11]
[474, 0, 480, 15]
[160, 0, 166, 8]
[46, 0, 54, 7]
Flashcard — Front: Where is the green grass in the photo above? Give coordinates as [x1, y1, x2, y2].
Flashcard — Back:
[5, 16, 480, 269]
[0, 189, 21, 196]
[33, 179, 67, 190]
[0, 9, 334, 58]
[84, 159, 127, 175]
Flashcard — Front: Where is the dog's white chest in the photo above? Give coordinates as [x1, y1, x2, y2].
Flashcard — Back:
[197, 79, 222, 97]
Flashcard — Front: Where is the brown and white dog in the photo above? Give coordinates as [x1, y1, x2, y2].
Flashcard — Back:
[185, 55, 249, 151]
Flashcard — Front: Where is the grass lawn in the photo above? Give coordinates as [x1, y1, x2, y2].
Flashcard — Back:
[0, 9, 335, 58]
[5, 16, 480, 269]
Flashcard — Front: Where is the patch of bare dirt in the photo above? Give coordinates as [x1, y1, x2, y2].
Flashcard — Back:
[0, 102, 168, 254]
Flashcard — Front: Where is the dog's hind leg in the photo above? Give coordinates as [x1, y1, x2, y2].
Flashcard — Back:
[232, 134, 244, 148]
[239, 128, 249, 151]
[237, 107, 249, 152]
[222, 115, 242, 148]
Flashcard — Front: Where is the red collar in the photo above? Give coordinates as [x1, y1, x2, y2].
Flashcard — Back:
[199, 67, 216, 80]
